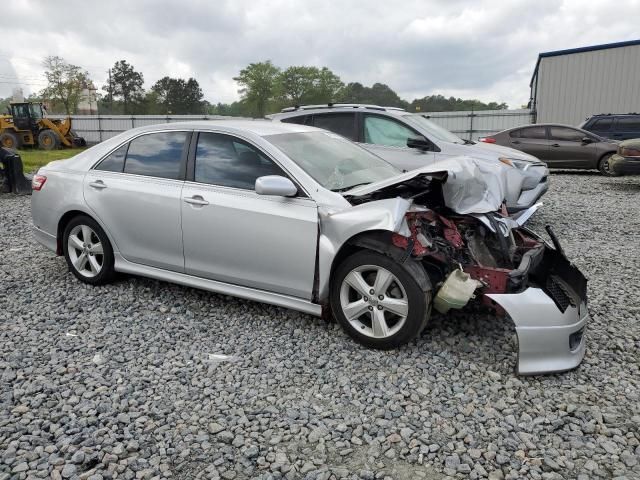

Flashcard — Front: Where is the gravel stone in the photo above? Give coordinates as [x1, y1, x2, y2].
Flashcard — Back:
[1, 174, 640, 479]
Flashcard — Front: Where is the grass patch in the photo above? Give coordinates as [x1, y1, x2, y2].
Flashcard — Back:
[18, 148, 86, 173]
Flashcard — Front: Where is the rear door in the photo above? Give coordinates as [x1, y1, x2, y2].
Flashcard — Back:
[613, 116, 640, 140]
[180, 131, 318, 299]
[546, 126, 596, 168]
[84, 131, 189, 272]
[510, 126, 550, 160]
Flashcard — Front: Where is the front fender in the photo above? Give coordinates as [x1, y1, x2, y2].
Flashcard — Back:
[316, 197, 412, 301]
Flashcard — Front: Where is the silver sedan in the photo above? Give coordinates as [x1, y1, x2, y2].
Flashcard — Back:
[31, 121, 589, 374]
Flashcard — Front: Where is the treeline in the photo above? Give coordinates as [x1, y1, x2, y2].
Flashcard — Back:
[13, 57, 508, 116]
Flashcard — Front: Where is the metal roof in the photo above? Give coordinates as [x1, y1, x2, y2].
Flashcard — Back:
[530, 39, 640, 87]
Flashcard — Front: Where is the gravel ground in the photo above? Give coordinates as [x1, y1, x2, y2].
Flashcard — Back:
[1, 172, 639, 480]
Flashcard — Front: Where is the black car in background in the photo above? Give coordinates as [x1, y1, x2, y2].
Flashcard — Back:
[580, 113, 640, 141]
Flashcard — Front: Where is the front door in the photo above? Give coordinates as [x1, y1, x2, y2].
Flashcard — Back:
[181, 132, 318, 299]
[84, 131, 189, 271]
[546, 126, 595, 168]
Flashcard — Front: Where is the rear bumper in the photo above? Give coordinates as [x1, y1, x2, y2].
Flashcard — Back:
[486, 243, 589, 375]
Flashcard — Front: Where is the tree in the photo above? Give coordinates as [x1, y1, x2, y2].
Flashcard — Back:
[40, 56, 91, 115]
[104, 60, 144, 114]
[409, 95, 508, 112]
[233, 61, 281, 117]
[151, 76, 204, 114]
[339, 82, 407, 108]
[277, 66, 344, 107]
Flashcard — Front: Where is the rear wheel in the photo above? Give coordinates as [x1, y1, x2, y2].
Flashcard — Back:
[330, 250, 431, 349]
[63, 215, 115, 285]
[38, 129, 60, 150]
[598, 153, 619, 176]
[0, 131, 20, 149]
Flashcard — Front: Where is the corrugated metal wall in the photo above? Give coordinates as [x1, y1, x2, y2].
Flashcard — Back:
[535, 44, 640, 125]
[422, 109, 534, 140]
[54, 110, 533, 144]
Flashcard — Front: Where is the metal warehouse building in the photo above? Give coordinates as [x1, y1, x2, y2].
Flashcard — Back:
[530, 39, 640, 125]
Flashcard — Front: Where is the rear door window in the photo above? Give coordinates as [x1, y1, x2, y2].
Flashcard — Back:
[311, 113, 357, 141]
[123, 132, 188, 180]
[363, 115, 418, 147]
[520, 126, 547, 139]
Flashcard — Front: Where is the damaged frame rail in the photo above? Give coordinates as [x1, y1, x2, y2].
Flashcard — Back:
[389, 206, 589, 375]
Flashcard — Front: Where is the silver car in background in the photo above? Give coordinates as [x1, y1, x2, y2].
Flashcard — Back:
[31, 121, 588, 374]
[268, 104, 549, 212]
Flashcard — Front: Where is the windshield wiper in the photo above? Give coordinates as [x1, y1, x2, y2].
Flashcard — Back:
[463, 139, 475, 145]
[331, 182, 372, 193]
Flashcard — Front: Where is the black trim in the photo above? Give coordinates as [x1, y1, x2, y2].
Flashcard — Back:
[179, 131, 193, 181]
[186, 131, 198, 182]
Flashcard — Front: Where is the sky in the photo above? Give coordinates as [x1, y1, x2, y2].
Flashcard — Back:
[1, 0, 639, 109]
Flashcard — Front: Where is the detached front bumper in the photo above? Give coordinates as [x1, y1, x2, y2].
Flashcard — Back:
[487, 244, 589, 375]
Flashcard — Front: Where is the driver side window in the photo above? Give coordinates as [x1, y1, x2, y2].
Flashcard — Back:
[194, 132, 288, 190]
[364, 115, 417, 148]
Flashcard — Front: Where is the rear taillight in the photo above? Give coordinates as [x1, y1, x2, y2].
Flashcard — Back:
[32, 174, 47, 191]
[479, 137, 497, 143]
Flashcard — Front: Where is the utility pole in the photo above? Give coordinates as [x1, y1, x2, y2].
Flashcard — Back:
[108, 69, 113, 113]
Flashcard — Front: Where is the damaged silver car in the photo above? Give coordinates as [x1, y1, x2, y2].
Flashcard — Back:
[31, 121, 588, 375]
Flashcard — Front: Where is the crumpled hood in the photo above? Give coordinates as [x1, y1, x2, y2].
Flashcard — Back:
[344, 156, 508, 214]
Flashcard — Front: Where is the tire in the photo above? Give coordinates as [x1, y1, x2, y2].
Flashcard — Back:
[63, 215, 115, 285]
[598, 153, 619, 176]
[330, 250, 431, 349]
[38, 129, 61, 150]
[0, 130, 20, 149]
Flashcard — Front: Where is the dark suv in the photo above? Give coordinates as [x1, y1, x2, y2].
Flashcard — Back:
[581, 114, 640, 141]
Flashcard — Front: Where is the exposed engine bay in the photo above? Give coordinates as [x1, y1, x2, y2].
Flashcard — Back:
[340, 166, 588, 375]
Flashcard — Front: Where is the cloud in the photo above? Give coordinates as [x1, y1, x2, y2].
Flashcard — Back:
[1, 0, 639, 108]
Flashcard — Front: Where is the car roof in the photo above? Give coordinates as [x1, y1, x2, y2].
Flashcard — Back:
[122, 119, 318, 137]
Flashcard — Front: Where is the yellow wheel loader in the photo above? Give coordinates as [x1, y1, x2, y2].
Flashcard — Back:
[0, 102, 86, 150]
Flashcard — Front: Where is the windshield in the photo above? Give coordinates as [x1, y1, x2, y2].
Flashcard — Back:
[265, 131, 400, 191]
[405, 114, 465, 144]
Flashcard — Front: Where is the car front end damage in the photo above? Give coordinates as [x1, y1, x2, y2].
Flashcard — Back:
[339, 160, 588, 375]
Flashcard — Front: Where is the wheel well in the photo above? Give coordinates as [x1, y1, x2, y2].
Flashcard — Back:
[329, 230, 432, 293]
[56, 210, 89, 255]
[598, 151, 615, 167]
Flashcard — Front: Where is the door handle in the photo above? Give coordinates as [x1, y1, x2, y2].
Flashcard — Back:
[551, 143, 560, 147]
[183, 195, 209, 206]
[89, 180, 107, 189]
[512, 140, 521, 145]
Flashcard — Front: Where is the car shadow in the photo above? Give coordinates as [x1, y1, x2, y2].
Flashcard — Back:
[549, 169, 601, 176]
[604, 180, 640, 192]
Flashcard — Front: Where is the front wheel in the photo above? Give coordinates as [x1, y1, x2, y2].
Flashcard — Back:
[598, 153, 619, 176]
[63, 215, 115, 285]
[38, 129, 60, 150]
[330, 250, 431, 349]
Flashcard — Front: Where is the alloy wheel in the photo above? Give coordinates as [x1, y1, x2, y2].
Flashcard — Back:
[339, 265, 409, 339]
[67, 224, 104, 278]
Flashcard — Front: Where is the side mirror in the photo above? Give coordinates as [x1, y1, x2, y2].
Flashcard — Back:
[407, 136, 431, 151]
[581, 136, 594, 144]
[255, 175, 298, 197]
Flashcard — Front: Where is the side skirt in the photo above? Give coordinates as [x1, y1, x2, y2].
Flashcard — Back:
[113, 254, 322, 317]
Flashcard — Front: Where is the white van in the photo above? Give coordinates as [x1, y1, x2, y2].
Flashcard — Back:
[268, 104, 549, 212]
